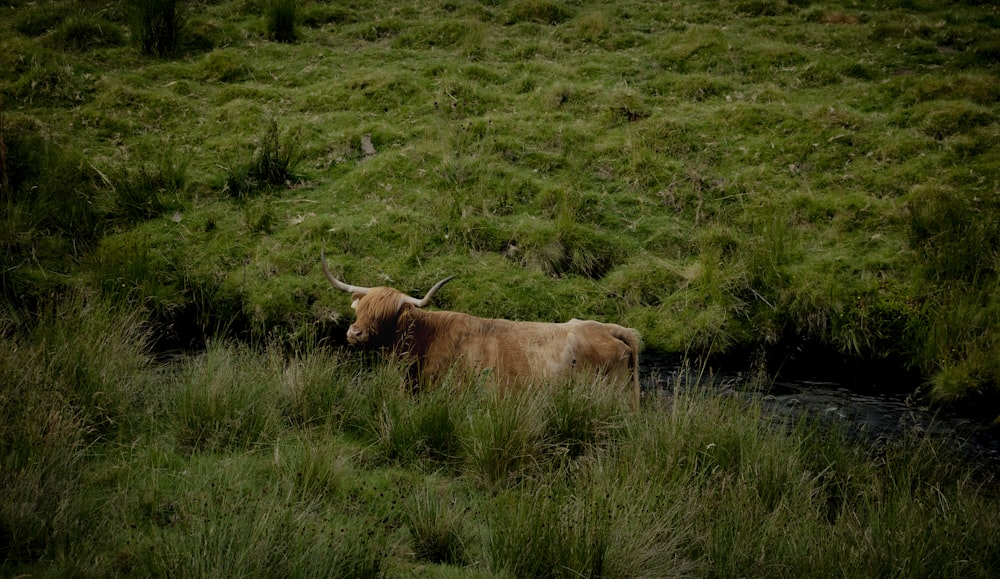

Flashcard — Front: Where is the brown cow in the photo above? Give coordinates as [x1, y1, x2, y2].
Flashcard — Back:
[321, 252, 641, 406]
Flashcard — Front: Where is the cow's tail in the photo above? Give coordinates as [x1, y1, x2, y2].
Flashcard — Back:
[612, 326, 642, 408]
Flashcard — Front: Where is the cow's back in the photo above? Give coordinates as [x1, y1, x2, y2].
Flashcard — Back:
[425, 315, 577, 382]
[409, 310, 641, 404]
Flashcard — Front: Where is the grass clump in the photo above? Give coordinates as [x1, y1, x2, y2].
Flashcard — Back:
[405, 485, 468, 565]
[0, 119, 103, 242]
[906, 183, 1000, 284]
[266, 0, 297, 43]
[197, 48, 255, 82]
[462, 388, 547, 489]
[108, 152, 187, 223]
[506, 213, 629, 279]
[131, 0, 179, 57]
[375, 383, 464, 465]
[506, 0, 574, 25]
[134, 451, 391, 577]
[13, 6, 67, 38]
[484, 466, 696, 578]
[48, 15, 125, 52]
[225, 117, 302, 198]
[170, 342, 286, 452]
[542, 376, 630, 459]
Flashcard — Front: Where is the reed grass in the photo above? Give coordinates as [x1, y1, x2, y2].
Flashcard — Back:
[1, 300, 998, 575]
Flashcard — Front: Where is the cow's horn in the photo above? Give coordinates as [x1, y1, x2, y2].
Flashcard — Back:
[404, 275, 455, 308]
[320, 250, 371, 295]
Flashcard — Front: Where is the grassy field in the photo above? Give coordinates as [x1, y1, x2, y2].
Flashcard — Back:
[2, 299, 999, 576]
[2, 0, 998, 402]
[2, 0, 1000, 575]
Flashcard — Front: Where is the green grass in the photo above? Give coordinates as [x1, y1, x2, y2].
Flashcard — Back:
[266, 0, 298, 44]
[1, 300, 998, 576]
[131, 0, 179, 57]
[1, 0, 999, 569]
[17, 0, 985, 397]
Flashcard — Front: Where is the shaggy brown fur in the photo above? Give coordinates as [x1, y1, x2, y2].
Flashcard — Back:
[342, 285, 642, 406]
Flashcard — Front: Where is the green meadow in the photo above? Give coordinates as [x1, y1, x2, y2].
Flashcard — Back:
[4, 0, 999, 401]
[2, 0, 1000, 575]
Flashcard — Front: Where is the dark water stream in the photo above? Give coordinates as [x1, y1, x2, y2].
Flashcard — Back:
[639, 352, 1000, 476]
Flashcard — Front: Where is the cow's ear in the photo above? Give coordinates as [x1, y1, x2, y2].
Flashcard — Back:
[351, 293, 364, 309]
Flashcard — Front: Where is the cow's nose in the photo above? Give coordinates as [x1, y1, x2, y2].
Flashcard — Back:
[346, 326, 363, 343]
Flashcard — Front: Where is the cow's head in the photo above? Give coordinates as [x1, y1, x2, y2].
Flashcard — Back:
[321, 251, 454, 348]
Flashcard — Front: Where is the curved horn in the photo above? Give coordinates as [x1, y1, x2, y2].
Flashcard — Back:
[320, 250, 371, 295]
[403, 275, 456, 308]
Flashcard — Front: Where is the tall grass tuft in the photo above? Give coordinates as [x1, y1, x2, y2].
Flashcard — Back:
[109, 152, 187, 223]
[137, 459, 389, 577]
[484, 463, 698, 578]
[225, 117, 302, 198]
[277, 435, 355, 503]
[18, 294, 154, 439]
[275, 349, 362, 432]
[462, 389, 546, 489]
[2, 117, 104, 242]
[374, 381, 464, 465]
[405, 485, 468, 565]
[0, 295, 152, 565]
[542, 377, 630, 459]
[132, 0, 179, 57]
[266, 0, 297, 43]
[0, 396, 89, 566]
[170, 342, 285, 452]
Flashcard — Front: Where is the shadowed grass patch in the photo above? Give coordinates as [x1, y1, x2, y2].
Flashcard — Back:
[225, 117, 303, 198]
[107, 151, 188, 223]
[506, 0, 574, 25]
[266, 0, 297, 43]
[47, 15, 125, 52]
[0, 296, 153, 565]
[131, 0, 179, 57]
[509, 216, 627, 279]
[170, 342, 286, 452]
[1, 118, 104, 242]
[405, 484, 469, 565]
